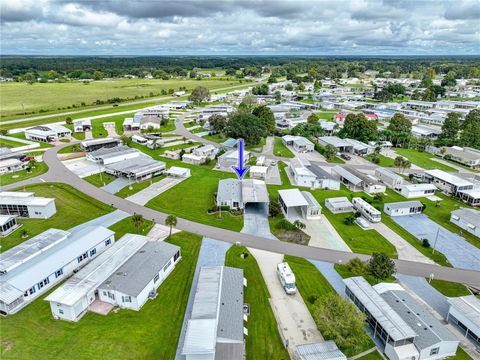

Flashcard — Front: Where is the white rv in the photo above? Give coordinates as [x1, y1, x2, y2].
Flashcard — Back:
[352, 197, 381, 223]
[277, 262, 296, 295]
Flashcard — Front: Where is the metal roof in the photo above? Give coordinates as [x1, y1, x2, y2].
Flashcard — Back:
[301, 191, 322, 209]
[0, 215, 16, 227]
[99, 241, 180, 297]
[278, 189, 309, 207]
[105, 156, 165, 177]
[297, 341, 347, 360]
[241, 179, 269, 204]
[0, 191, 55, 207]
[182, 266, 244, 356]
[384, 201, 424, 210]
[425, 169, 474, 187]
[344, 166, 381, 186]
[81, 137, 119, 147]
[402, 183, 437, 191]
[307, 164, 335, 181]
[380, 290, 457, 350]
[447, 295, 480, 327]
[45, 234, 148, 306]
[325, 197, 353, 209]
[88, 145, 139, 160]
[344, 277, 417, 342]
[375, 167, 402, 180]
[217, 179, 242, 204]
[451, 208, 480, 228]
[318, 136, 352, 148]
[333, 166, 362, 185]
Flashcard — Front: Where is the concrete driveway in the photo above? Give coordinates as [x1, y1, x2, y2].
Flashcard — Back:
[262, 136, 274, 156]
[63, 157, 104, 178]
[369, 222, 435, 264]
[127, 176, 186, 206]
[393, 214, 480, 271]
[102, 177, 129, 194]
[264, 164, 282, 185]
[242, 203, 323, 355]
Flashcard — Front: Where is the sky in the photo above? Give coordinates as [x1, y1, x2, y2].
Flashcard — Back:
[1, 0, 479, 55]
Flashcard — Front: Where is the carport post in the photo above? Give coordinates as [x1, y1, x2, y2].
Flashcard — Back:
[432, 227, 440, 254]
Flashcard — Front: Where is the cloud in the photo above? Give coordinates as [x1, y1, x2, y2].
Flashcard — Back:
[0, 0, 478, 55]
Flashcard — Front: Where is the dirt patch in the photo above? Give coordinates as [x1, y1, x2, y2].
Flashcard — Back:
[274, 229, 310, 245]
[2, 341, 14, 352]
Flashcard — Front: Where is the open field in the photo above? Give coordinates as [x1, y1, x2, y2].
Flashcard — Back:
[394, 148, 456, 171]
[0, 78, 243, 119]
[286, 255, 375, 357]
[0, 183, 113, 252]
[0, 161, 49, 186]
[225, 246, 289, 359]
[273, 137, 294, 158]
[0, 231, 201, 360]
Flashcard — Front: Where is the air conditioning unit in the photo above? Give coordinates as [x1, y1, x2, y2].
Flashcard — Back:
[148, 289, 157, 299]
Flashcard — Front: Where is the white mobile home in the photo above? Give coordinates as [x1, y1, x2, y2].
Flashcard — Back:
[450, 208, 480, 238]
[423, 170, 474, 196]
[0, 215, 19, 236]
[375, 168, 404, 190]
[0, 226, 114, 315]
[307, 165, 340, 190]
[447, 296, 480, 348]
[384, 201, 424, 217]
[0, 191, 56, 219]
[325, 197, 354, 214]
[80, 138, 120, 152]
[352, 197, 381, 222]
[278, 189, 321, 220]
[288, 158, 319, 188]
[400, 184, 437, 198]
[25, 125, 71, 143]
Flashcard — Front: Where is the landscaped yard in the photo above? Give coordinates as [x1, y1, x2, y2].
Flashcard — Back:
[314, 143, 345, 163]
[273, 137, 294, 158]
[225, 246, 289, 360]
[286, 256, 376, 357]
[0, 161, 49, 186]
[394, 148, 456, 171]
[0, 231, 202, 360]
[108, 215, 154, 239]
[83, 171, 117, 187]
[427, 279, 471, 297]
[334, 263, 396, 286]
[365, 153, 395, 167]
[203, 133, 228, 143]
[0, 183, 113, 252]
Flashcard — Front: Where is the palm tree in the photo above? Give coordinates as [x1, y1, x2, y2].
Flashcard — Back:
[131, 213, 144, 233]
[293, 220, 306, 242]
[165, 215, 177, 239]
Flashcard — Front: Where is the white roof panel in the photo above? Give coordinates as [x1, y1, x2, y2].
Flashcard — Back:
[278, 189, 309, 207]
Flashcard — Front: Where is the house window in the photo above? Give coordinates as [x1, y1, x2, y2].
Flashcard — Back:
[55, 269, 63, 278]
[122, 296, 131, 303]
[105, 239, 112, 246]
[430, 348, 439, 356]
[29, 286, 36, 295]
[163, 260, 172, 272]
[154, 274, 160, 283]
[174, 251, 180, 261]
[77, 252, 88, 263]
[37, 277, 49, 290]
[59, 309, 64, 314]
[90, 248, 97, 256]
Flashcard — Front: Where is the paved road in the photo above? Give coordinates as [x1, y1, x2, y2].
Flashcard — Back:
[0, 82, 262, 126]
[3, 143, 480, 287]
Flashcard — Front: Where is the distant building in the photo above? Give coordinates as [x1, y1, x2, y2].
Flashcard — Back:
[86, 145, 141, 165]
[325, 197, 354, 214]
[384, 201, 424, 217]
[288, 158, 319, 188]
[446, 295, 480, 348]
[73, 119, 92, 133]
[217, 149, 251, 169]
[428, 146, 480, 169]
[375, 168, 404, 190]
[80, 138, 120, 152]
[400, 184, 437, 198]
[281, 135, 314, 153]
[181, 266, 246, 360]
[423, 170, 474, 196]
[25, 125, 71, 143]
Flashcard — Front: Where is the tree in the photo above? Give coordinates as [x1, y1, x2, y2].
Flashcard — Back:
[165, 215, 177, 239]
[324, 144, 337, 161]
[367, 252, 396, 280]
[208, 114, 227, 134]
[440, 112, 460, 144]
[345, 257, 368, 276]
[131, 214, 144, 233]
[291, 123, 324, 138]
[293, 220, 306, 242]
[339, 113, 378, 143]
[47, 70, 58, 79]
[307, 113, 320, 124]
[460, 109, 480, 149]
[312, 293, 369, 354]
[387, 113, 411, 133]
[120, 135, 132, 146]
[252, 105, 276, 134]
[251, 84, 269, 95]
[441, 71, 457, 87]
[65, 116, 73, 125]
[225, 111, 267, 145]
[394, 156, 410, 173]
[269, 201, 282, 217]
[93, 71, 104, 80]
[189, 86, 210, 103]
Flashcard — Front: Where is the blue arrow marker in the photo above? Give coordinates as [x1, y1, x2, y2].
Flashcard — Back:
[232, 138, 250, 179]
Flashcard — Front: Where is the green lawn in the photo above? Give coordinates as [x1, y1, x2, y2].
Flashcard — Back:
[64, 124, 85, 140]
[0, 161, 48, 186]
[115, 175, 166, 198]
[394, 148, 456, 171]
[57, 144, 82, 154]
[0, 231, 202, 360]
[0, 137, 25, 148]
[157, 141, 202, 155]
[286, 256, 375, 357]
[225, 246, 289, 360]
[448, 347, 473, 360]
[273, 137, 294, 158]
[203, 133, 228, 143]
[334, 263, 396, 286]
[428, 279, 471, 297]
[356, 350, 384, 360]
[365, 154, 395, 167]
[0, 78, 244, 119]
[91, 114, 127, 138]
[108, 215, 154, 239]
[0, 183, 113, 252]
[8, 132, 53, 149]
[83, 172, 117, 187]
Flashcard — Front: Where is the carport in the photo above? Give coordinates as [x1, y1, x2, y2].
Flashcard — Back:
[278, 189, 310, 218]
[241, 179, 269, 208]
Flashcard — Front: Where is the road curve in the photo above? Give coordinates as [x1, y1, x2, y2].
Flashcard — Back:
[2, 143, 479, 287]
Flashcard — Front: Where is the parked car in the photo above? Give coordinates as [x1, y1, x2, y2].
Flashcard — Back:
[112, 104, 119, 107]
[340, 153, 351, 160]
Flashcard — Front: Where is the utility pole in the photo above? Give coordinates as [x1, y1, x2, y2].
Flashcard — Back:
[432, 227, 440, 254]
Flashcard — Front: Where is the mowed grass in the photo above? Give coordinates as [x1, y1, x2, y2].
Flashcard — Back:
[0, 78, 243, 118]
[0, 161, 48, 186]
[83, 172, 117, 187]
[356, 350, 384, 360]
[394, 148, 456, 171]
[0, 231, 202, 360]
[428, 279, 471, 297]
[273, 137, 294, 158]
[0, 183, 113, 252]
[225, 246, 289, 360]
[0, 137, 25, 148]
[285, 256, 375, 357]
[108, 216, 155, 241]
[365, 153, 395, 167]
[115, 175, 166, 198]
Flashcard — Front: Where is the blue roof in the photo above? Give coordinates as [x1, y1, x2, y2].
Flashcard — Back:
[223, 138, 237, 148]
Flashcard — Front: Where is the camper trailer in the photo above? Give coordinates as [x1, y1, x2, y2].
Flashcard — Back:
[277, 262, 296, 295]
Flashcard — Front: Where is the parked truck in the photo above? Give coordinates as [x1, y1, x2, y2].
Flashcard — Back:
[277, 262, 296, 295]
